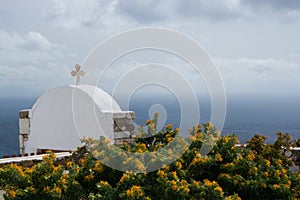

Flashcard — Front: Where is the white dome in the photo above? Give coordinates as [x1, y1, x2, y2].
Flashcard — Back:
[25, 84, 121, 153]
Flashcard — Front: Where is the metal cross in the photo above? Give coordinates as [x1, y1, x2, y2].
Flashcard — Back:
[71, 64, 85, 85]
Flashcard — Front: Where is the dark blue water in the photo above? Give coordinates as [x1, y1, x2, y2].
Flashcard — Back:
[125, 95, 300, 144]
[0, 98, 36, 156]
[0, 96, 300, 157]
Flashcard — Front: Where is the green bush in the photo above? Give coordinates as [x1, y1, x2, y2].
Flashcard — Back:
[0, 118, 299, 199]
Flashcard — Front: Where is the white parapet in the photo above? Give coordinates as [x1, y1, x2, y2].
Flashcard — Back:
[0, 152, 71, 165]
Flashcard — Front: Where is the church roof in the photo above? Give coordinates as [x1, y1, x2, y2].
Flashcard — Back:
[26, 84, 121, 153]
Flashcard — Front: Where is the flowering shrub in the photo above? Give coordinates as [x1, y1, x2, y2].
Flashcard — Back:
[0, 117, 299, 199]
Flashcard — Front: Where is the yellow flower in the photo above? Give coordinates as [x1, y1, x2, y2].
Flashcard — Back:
[171, 171, 178, 179]
[184, 187, 190, 194]
[53, 186, 62, 194]
[215, 154, 223, 162]
[43, 186, 50, 192]
[167, 137, 173, 143]
[214, 186, 223, 193]
[164, 165, 170, 171]
[53, 166, 62, 173]
[281, 168, 287, 175]
[170, 180, 176, 185]
[126, 185, 143, 197]
[93, 160, 104, 173]
[74, 166, 80, 173]
[297, 174, 300, 181]
[165, 124, 173, 129]
[220, 173, 231, 179]
[276, 159, 282, 166]
[203, 179, 213, 187]
[253, 167, 258, 173]
[120, 172, 132, 183]
[10, 164, 24, 177]
[265, 160, 271, 167]
[136, 149, 143, 153]
[84, 174, 94, 180]
[8, 190, 16, 198]
[273, 184, 280, 190]
[175, 161, 182, 169]
[274, 170, 281, 177]
[180, 180, 187, 185]
[60, 176, 68, 185]
[126, 189, 134, 197]
[146, 119, 151, 125]
[72, 180, 79, 185]
[223, 163, 234, 168]
[224, 137, 230, 143]
[79, 158, 86, 165]
[193, 180, 199, 187]
[175, 128, 179, 132]
[157, 170, 165, 178]
[99, 180, 109, 186]
[137, 143, 147, 149]
[170, 180, 177, 191]
[25, 167, 32, 174]
[264, 172, 268, 177]
[246, 152, 255, 161]
[66, 161, 73, 169]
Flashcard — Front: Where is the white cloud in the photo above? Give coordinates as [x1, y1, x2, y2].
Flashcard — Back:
[0, 30, 73, 97]
[44, 0, 132, 30]
[1, 0, 300, 98]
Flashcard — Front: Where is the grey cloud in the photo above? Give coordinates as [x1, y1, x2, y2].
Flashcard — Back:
[115, 0, 243, 23]
[242, 0, 300, 10]
[115, 0, 167, 23]
[173, 0, 242, 21]
[44, 0, 300, 30]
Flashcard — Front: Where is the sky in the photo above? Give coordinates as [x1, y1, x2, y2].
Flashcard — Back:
[0, 0, 300, 98]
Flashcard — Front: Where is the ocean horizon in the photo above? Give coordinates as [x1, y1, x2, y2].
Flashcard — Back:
[1, 95, 300, 157]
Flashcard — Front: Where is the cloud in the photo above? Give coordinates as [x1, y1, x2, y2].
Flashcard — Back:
[45, 0, 100, 29]
[214, 57, 300, 95]
[114, 0, 243, 23]
[43, 0, 300, 31]
[44, 0, 131, 30]
[0, 30, 73, 97]
[43, 0, 246, 28]
[242, 0, 300, 10]
[115, 0, 168, 23]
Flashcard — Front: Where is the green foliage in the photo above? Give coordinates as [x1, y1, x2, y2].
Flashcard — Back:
[0, 117, 299, 199]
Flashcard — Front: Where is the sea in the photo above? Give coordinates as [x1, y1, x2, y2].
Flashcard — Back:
[0, 95, 300, 157]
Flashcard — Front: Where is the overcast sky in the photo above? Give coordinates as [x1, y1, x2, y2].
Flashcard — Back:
[0, 0, 300, 98]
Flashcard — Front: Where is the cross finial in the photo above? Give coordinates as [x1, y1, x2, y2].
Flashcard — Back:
[71, 64, 85, 85]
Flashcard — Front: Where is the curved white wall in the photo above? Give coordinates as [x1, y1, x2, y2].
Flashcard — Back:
[25, 84, 121, 153]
